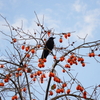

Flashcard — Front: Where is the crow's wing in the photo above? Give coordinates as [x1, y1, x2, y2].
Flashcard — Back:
[41, 48, 49, 59]
[41, 37, 54, 59]
[46, 38, 54, 50]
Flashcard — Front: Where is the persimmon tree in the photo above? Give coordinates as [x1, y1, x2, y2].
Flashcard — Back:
[0, 13, 100, 100]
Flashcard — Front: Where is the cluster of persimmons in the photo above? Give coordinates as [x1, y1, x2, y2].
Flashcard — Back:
[0, 29, 100, 100]
[0, 17, 100, 100]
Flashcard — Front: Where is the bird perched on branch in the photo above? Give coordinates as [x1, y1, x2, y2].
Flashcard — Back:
[41, 37, 55, 59]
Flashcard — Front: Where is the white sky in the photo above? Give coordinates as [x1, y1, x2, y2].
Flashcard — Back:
[0, 0, 100, 99]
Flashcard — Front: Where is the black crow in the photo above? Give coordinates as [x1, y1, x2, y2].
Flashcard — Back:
[41, 37, 55, 59]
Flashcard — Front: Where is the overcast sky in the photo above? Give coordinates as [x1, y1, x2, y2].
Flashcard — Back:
[0, 0, 100, 99]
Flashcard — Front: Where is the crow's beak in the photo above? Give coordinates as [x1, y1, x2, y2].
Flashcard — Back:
[53, 37, 56, 39]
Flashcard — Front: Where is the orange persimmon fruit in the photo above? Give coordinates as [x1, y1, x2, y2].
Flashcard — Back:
[81, 62, 85, 67]
[49, 72, 55, 77]
[4, 78, 9, 83]
[23, 87, 27, 92]
[64, 34, 68, 39]
[59, 38, 63, 43]
[17, 68, 22, 71]
[66, 89, 70, 94]
[49, 91, 53, 96]
[26, 53, 30, 58]
[56, 89, 60, 93]
[67, 32, 71, 37]
[62, 69, 66, 73]
[0, 64, 4, 68]
[33, 77, 36, 81]
[60, 56, 65, 61]
[21, 45, 25, 50]
[25, 46, 30, 51]
[62, 83, 67, 88]
[53, 55, 56, 59]
[65, 64, 70, 68]
[12, 38, 17, 43]
[31, 49, 35, 53]
[47, 31, 51, 37]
